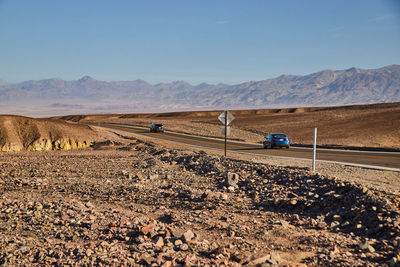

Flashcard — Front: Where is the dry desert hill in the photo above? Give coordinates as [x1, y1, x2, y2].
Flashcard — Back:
[0, 115, 97, 151]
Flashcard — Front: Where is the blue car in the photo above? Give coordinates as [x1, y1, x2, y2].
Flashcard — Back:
[263, 133, 290, 149]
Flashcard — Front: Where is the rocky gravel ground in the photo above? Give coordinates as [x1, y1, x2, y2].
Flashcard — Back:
[1, 137, 400, 266]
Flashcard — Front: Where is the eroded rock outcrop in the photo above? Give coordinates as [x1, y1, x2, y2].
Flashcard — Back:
[0, 115, 96, 151]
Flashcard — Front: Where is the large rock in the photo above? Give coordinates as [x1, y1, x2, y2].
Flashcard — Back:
[225, 172, 240, 187]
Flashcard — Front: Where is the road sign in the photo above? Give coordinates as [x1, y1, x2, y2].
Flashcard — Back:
[221, 126, 231, 135]
[219, 110, 235, 157]
[218, 111, 235, 125]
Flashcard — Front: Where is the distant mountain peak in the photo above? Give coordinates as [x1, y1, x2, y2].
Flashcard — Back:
[172, 80, 190, 85]
[383, 64, 400, 71]
[194, 82, 212, 90]
[196, 82, 210, 87]
[346, 67, 361, 73]
[78, 75, 96, 82]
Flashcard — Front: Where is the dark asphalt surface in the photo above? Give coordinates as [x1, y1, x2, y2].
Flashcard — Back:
[96, 123, 400, 170]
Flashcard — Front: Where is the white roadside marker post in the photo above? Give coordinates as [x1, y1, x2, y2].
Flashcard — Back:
[224, 110, 227, 157]
[312, 127, 317, 172]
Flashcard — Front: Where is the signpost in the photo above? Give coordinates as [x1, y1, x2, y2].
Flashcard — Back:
[218, 110, 235, 156]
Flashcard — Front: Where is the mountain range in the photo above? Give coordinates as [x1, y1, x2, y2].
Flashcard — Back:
[1, 65, 399, 116]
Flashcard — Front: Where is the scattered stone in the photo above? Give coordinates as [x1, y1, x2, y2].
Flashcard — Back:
[280, 220, 289, 228]
[359, 241, 375, 253]
[381, 198, 391, 207]
[141, 222, 156, 235]
[149, 174, 159, 180]
[220, 193, 229, 201]
[246, 253, 280, 265]
[225, 172, 239, 186]
[180, 243, 189, 251]
[161, 261, 172, 267]
[154, 236, 164, 247]
[174, 239, 183, 246]
[387, 257, 398, 267]
[182, 230, 195, 243]
[272, 255, 281, 265]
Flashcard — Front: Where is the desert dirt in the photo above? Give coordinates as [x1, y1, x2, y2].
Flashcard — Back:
[60, 102, 400, 150]
[1, 125, 399, 266]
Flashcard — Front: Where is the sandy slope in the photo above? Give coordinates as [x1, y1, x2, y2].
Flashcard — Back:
[0, 115, 97, 151]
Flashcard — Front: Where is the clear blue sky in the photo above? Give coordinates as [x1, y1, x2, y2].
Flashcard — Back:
[0, 0, 399, 84]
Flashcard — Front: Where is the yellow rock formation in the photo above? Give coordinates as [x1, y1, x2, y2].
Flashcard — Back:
[0, 115, 96, 152]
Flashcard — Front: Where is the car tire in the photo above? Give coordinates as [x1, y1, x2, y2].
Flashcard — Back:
[286, 146, 290, 149]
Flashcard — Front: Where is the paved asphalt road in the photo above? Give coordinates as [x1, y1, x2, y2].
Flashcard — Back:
[95, 123, 400, 171]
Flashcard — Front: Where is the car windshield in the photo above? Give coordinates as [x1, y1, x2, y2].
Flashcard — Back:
[154, 124, 163, 127]
[272, 134, 286, 138]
